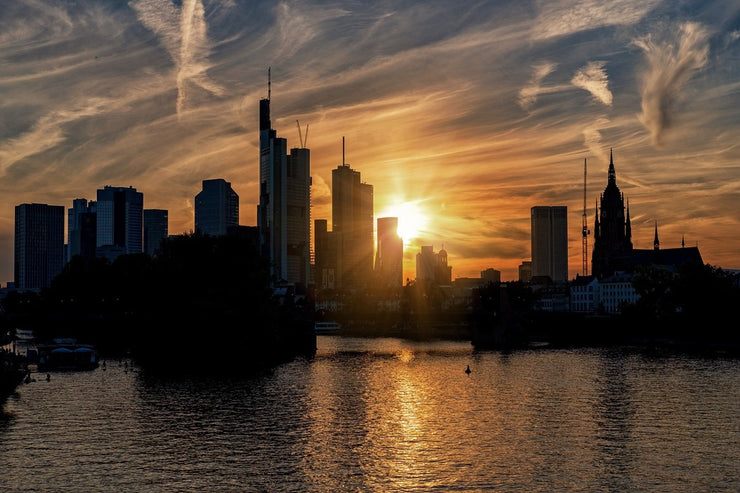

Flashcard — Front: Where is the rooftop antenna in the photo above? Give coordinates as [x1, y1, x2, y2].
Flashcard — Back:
[342, 136, 346, 166]
[582, 158, 591, 276]
[295, 120, 310, 148]
[267, 66, 271, 100]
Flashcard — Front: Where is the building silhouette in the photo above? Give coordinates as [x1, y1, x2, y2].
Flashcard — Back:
[530, 206, 568, 282]
[415, 245, 452, 285]
[375, 217, 403, 288]
[314, 219, 340, 290]
[67, 198, 97, 262]
[96, 185, 143, 260]
[144, 209, 168, 256]
[256, 71, 311, 287]
[195, 179, 238, 236]
[15, 203, 65, 290]
[591, 149, 703, 278]
[332, 148, 374, 290]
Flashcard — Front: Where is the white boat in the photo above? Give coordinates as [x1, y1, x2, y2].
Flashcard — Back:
[314, 322, 341, 334]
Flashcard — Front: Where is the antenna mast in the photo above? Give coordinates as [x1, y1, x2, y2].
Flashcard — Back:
[295, 120, 310, 148]
[582, 158, 590, 276]
[267, 66, 271, 100]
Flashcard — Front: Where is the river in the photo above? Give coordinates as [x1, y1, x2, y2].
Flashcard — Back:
[1, 336, 738, 492]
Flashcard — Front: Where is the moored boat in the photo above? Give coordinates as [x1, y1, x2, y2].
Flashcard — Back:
[37, 338, 99, 371]
[314, 321, 341, 334]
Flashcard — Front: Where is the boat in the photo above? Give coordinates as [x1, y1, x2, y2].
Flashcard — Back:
[36, 338, 99, 371]
[314, 321, 341, 334]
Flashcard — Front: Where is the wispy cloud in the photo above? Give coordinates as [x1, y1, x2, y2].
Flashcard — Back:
[633, 22, 710, 146]
[130, 0, 224, 119]
[571, 61, 612, 106]
[534, 0, 660, 40]
[518, 62, 557, 110]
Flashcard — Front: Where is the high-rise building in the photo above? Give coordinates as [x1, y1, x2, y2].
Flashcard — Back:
[194, 179, 238, 236]
[257, 71, 311, 286]
[67, 198, 97, 262]
[144, 209, 168, 256]
[415, 245, 452, 285]
[518, 260, 532, 283]
[530, 205, 568, 282]
[332, 151, 373, 290]
[481, 268, 501, 284]
[375, 217, 403, 288]
[314, 219, 340, 290]
[15, 203, 65, 290]
[96, 185, 143, 260]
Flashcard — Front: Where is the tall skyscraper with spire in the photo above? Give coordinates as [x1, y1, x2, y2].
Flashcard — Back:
[257, 68, 311, 286]
[332, 139, 373, 290]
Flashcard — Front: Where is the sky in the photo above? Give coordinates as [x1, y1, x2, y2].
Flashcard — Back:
[1, 0, 739, 285]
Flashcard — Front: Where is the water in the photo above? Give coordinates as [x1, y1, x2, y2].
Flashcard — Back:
[1, 337, 738, 492]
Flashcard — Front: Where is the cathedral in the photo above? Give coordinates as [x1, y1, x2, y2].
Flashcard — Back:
[590, 149, 704, 279]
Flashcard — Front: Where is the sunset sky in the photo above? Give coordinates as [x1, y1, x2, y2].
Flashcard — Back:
[1, 0, 739, 285]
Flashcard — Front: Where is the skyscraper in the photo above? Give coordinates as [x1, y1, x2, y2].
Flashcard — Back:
[144, 209, 168, 256]
[67, 198, 97, 262]
[415, 245, 452, 285]
[15, 203, 65, 290]
[530, 205, 568, 282]
[257, 70, 311, 286]
[194, 179, 238, 236]
[314, 219, 340, 290]
[332, 149, 373, 290]
[96, 185, 143, 259]
[375, 217, 403, 288]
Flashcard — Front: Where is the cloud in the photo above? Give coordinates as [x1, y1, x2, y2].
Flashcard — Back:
[582, 117, 611, 162]
[0, 98, 114, 174]
[633, 22, 710, 146]
[518, 62, 557, 110]
[130, 0, 225, 119]
[571, 61, 612, 106]
[534, 0, 660, 40]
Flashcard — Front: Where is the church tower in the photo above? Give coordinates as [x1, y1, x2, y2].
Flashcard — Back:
[591, 149, 633, 278]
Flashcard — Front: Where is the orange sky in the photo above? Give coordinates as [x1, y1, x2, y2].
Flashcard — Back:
[1, 1, 739, 285]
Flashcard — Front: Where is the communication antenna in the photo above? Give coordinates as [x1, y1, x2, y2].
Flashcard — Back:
[342, 136, 346, 166]
[267, 66, 271, 100]
[582, 158, 591, 276]
[296, 120, 304, 148]
[295, 120, 310, 148]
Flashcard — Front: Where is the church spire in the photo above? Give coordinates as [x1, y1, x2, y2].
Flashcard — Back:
[608, 147, 616, 186]
[653, 221, 660, 250]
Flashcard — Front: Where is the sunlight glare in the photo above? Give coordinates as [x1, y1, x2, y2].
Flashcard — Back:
[379, 201, 429, 244]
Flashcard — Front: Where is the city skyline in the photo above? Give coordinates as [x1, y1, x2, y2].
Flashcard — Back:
[1, 1, 739, 285]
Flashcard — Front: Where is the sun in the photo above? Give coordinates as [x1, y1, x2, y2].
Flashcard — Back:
[378, 201, 428, 244]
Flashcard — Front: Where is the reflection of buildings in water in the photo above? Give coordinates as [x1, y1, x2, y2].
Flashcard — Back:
[593, 351, 635, 491]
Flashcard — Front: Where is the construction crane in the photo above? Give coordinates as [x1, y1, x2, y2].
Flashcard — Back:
[296, 120, 309, 148]
[582, 158, 591, 276]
